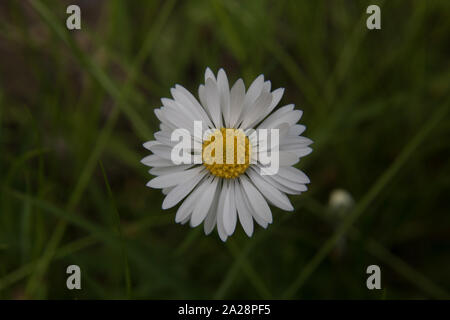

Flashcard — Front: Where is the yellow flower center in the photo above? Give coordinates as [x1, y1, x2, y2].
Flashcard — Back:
[202, 128, 251, 179]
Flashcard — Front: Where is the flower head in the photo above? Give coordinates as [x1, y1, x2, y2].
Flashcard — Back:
[142, 68, 312, 241]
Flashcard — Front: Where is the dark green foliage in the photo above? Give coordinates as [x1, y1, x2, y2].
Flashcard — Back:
[0, 0, 449, 299]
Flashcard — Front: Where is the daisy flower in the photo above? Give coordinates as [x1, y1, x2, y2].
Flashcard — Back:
[142, 68, 312, 241]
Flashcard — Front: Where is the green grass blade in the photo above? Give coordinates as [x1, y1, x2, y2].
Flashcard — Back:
[99, 160, 132, 299]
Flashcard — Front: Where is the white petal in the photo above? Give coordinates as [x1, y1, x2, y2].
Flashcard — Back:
[204, 181, 222, 235]
[244, 74, 264, 107]
[256, 150, 299, 167]
[149, 164, 193, 176]
[281, 136, 314, 148]
[154, 108, 175, 131]
[147, 166, 204, 189]
[162, 171, 208, 209]
[143, 141, 159, 150]
[147, 144, 174, 160]
[239, 175, 273, 223]
[278, 151, 300, 167]
[172, 85, 214, 128]
[159, 106, 196, 133]
[160, 123, 173, 132]
[235, 74, 264, 126]
[260, 109, 303, 130]
[216, 181, 228, 242]
[259, 170, 308, 193]
[204, 78, 222, 128]
[180, 215, 191, 225]
[229, 79, 245, 127]
[247, 168, 293, 211]
[161, 98, 195, 123]
[205, 67, 216, 82]
[175, 179, 209, 223]
[191, 177, 219, 227]
[223, 180, 237, 236]
[141, 155, 174, 167]
[234, 180, 254, 237]
[277, 167, 310, 184]
[217, 68, 231, 127]
[284, 147, 313, 158]
[257, 173, 302, 195]
[257, 104, 295, 129]
[198, 85, 208, 118]
[240, 90, 273, 129]
[256, 122, 290, 153]
[289, 124, 306, 136]
[162, 187, 174, 195]
[240, 182, 268, 228]
[268, 88, 284, 113]
[246, 87, 284, 127]
[154, 131, 174, 146]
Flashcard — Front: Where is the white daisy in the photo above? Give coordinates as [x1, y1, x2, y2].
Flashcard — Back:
[142, 68, 312, 241]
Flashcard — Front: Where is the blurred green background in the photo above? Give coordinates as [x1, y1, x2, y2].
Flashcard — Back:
[0, 0, 449, 299]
